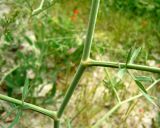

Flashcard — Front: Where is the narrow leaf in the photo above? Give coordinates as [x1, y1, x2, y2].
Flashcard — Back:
[24, 36, 33, 45]
[126, 48, 133, 66]
[126, 47, 141, 66]
[67, 119, 72, 128]
[135, 80, 158, 107]
[130, 47, 141, 64]
[135, 76, 153, 82]
[135, 80, 147, 94]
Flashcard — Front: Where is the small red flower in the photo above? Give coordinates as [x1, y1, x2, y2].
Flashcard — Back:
[73, 9, 79, 15]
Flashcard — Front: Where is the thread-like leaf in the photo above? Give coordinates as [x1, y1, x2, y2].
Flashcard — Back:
[135, 80, 147, 93]
[67, 119, 72, 128]
[22, 77, 29, 104]
[0, 106, 18, 122]
[8, 109, 22, 128]
[126, 48, 133, 65]
[135, 76, 153, 82]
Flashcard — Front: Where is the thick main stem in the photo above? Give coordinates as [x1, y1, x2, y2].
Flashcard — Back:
[54, 65, 85, 127]
[0, 94, 57, 119]
[82, 0, 100, 60]
[57, 65, 85, 118]
[54, 0, 100, 127]
[84, 60, 160, 74]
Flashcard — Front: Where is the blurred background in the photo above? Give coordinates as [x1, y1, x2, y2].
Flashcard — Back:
[0, 0, 160, 127]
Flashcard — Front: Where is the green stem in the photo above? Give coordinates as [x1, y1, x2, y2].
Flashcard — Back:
[82, 0, 100, 60]
[54, 120, 60, 128]
[0, 94, 57, 119]
[93, 79, 160, 128]
[57, 65, 85, 118]
[54, 65, 85, 128]
[54, 1, 100, 127]
[84, 60, 160, 74]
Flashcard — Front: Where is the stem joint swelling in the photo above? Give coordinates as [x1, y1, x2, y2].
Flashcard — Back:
[81, 59, 92, 67]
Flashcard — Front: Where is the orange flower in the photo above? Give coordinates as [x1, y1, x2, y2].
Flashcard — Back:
[73, 9, 79, 15]
[71, 9, 79, 21]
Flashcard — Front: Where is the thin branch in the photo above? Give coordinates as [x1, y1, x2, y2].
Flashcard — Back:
[57, 65, 85, 118]
[82, 0, 100, 61]
[32, 0, 45, 15]
[54, 65, 85, 127]
[32, 0, 57, 16]
[0, 94, 57, 119]
[83, 60, 160, 74]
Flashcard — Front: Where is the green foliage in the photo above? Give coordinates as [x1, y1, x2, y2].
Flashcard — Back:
[105, 0, 160, 18]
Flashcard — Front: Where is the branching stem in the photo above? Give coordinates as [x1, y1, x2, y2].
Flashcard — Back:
[84, 60, 160, 74]
[0, 94, 57, 119]
[0, 0, 160, 128]
[54, 0, 100, 127]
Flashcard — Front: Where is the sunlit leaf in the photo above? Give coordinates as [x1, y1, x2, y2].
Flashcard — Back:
[130, 47, 141, 64]
[117, 68, 126, 80]
[126, 47, 141, 65]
